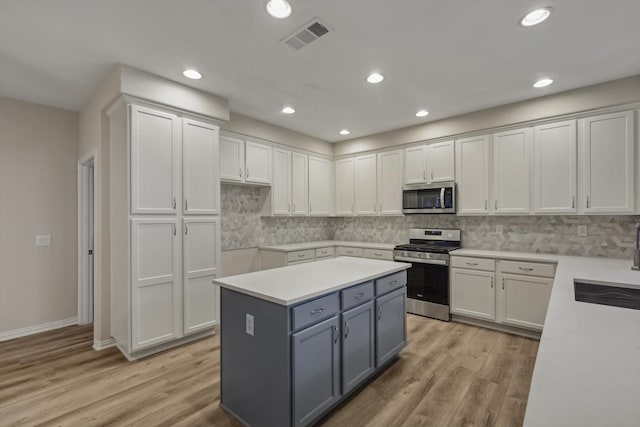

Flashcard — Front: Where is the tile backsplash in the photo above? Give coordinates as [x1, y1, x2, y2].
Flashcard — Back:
[222, 184, 640, 259]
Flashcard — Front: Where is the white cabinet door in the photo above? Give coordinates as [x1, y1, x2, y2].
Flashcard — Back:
[183, 218, 219, 335]
[493, 128, 532, 214]
[219, 135, 244, 183]
[428, 140, 455, 182]
[455, 135, 490, 215]
[131, 219, 180, 351]
[533, 120, 577, 213]
[272, 148, 292, 215]
[354, 154, 378, 215]
[581, 111, 635, 213]
[377, 150, 403, 215]
[182, 119, 219, 215]
[130, 105, 180, 214]
[498, 274, 552, 331]
[309, 156, 332, 216]
[450, 268, 495, 321]
[245, 140, 272, 185]
[291, 152, 308, 216]
[404, 145, 427, 185]
[335, 158, 355, 216]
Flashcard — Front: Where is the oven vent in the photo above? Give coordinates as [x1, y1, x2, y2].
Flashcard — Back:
[283, 18, 331, 50]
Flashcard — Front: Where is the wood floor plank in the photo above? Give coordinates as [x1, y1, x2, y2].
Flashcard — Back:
[0, 315, 539, 427]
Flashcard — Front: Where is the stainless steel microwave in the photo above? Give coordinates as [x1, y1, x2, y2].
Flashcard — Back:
[402, 182, 456, 214]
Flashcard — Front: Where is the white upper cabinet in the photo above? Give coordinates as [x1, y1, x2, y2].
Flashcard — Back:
[377, 150, 403, 215]
[428, 140, 455, 182]
[335, 158, 355, 216]
[182, 119, 219, 215]
[533, 120, 577, 214]
[219, 135, 272, 185]
[404, 141, 454, 185]
[272, 148, 292, 215]
[245, 140, 272, 185]
[455, 135, 490, 215]
[404, 146, 427, 184]
[354, 154, 378, 215]
[492, 128, 532, 214]
[219, 136, 244, 183]
[291, 152, 309, 215]
[308, 156, 333, 216]
[580, 110, 635, 213]
[130, 105, 180, 214]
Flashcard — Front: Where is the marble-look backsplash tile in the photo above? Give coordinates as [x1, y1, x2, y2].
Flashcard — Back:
[222, 184, 640, 259]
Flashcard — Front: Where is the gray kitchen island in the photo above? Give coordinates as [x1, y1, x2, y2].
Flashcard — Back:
[213, 256, 411, 427]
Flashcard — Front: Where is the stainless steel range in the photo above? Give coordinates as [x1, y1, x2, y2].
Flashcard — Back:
[394, 228, 461, 321]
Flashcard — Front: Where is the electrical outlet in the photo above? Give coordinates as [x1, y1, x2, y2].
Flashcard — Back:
[36, 235, 51, 246]
[577, 225, 587, 237]
[246, 313, 254, 336]
[495, 225, 504, 235]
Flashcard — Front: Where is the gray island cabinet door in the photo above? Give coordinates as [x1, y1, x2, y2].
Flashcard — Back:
[342, 301, 375, 394]
[292, 316, 341, 427]
[376, 287, 407, 366]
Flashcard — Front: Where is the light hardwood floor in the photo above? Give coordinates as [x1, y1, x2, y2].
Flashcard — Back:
[0, 315, 538, 426]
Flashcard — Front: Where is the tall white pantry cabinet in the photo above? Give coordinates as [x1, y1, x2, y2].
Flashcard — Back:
[108, 100, 221, 360]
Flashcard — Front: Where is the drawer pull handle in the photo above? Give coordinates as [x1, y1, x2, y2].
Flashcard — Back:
[346, 250, 353, 254]
[378, 305, 382, 320]
[374, 253, 382, 257]
[466, 262, 479, 266]
[333, 325, 338, 344]
[354, 292, 365, 299]
[310, 308, 325, 315]
[518, 267, 534, 272]
[298, 254, 305, 258]
[344, 321, 350, 339]
[390, 280, 397, 285]
[417, 293, 424, 297]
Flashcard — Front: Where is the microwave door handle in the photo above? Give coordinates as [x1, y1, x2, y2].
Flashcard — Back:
[440, 187, 445, 209]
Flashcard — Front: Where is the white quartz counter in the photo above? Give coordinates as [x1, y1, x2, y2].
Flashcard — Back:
[451, 249, 640, 426]
[214, 256, 410, 306]
[258, 240, 397, 252]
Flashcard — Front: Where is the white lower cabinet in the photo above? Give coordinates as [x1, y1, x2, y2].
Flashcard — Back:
[450, 268, 496, 321]
[450, 256, 556, 332]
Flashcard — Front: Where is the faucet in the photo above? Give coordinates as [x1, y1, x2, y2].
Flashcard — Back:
[633, 223, 640, 271]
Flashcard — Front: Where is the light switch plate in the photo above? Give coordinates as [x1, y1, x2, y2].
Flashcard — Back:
[246, 313, 254, 336]
[36, 235, 51, 246]
[577, 225, 587, 237]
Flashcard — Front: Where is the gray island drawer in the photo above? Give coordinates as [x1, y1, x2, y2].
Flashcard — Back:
[341, 281, 374, 310]
[375, 271, 407, 296]
[291, 293, 340, 331]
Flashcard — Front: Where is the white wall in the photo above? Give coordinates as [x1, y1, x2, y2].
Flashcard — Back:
[334, 74, 640, 156]
[0, 96, 78, 334]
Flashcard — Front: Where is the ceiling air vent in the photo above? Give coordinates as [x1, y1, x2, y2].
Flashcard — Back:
[283, 18, 331, 50]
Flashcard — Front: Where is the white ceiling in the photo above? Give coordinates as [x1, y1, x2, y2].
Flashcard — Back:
[1, 0, 639, 142]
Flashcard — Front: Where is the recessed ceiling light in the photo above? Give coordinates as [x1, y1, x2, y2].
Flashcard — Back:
[520, 7, 552, 27]
[339, 129, 350, 135]
[265, 0, 292, 19]
[416, 110, 429, 117]
[182, 69, 202, 80]
[366, 72, 384, 84]
[533, 78, 554, 88]
[282, 106, 295, 114]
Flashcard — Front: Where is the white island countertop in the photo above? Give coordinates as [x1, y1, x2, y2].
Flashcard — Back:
[258, 240, 397, 251]
[452, 249, 640, 427]
[213, 256, 410, 306]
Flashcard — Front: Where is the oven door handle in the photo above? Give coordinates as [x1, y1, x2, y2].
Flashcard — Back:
[394, 256, 449, 266]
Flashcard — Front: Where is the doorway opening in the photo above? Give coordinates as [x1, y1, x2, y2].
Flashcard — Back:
[78, 151, 96, 325]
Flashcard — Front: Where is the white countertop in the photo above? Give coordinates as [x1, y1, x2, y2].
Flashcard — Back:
[258, 240, 397, 252]
[451, 249, 640, 426]
[214, 256, 410, 306]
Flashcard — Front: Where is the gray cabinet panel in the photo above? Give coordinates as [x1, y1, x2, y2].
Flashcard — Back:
[292, 293, 340, 331]
[292, 316, 341, 427]
[342, 301, 375, 394]
[341, 281, 374, 310]
[375, 270, 407, 296]
[376, 287, 407, 366]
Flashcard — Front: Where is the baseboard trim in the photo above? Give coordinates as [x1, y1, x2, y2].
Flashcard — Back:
[0, 317, 78, 342]
[93, 337, 117, 351]
[118, 328, 217, 361]
[451, 315, 542, 340]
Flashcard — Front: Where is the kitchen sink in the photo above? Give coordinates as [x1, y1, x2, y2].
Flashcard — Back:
[574, 279, 640, 311]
